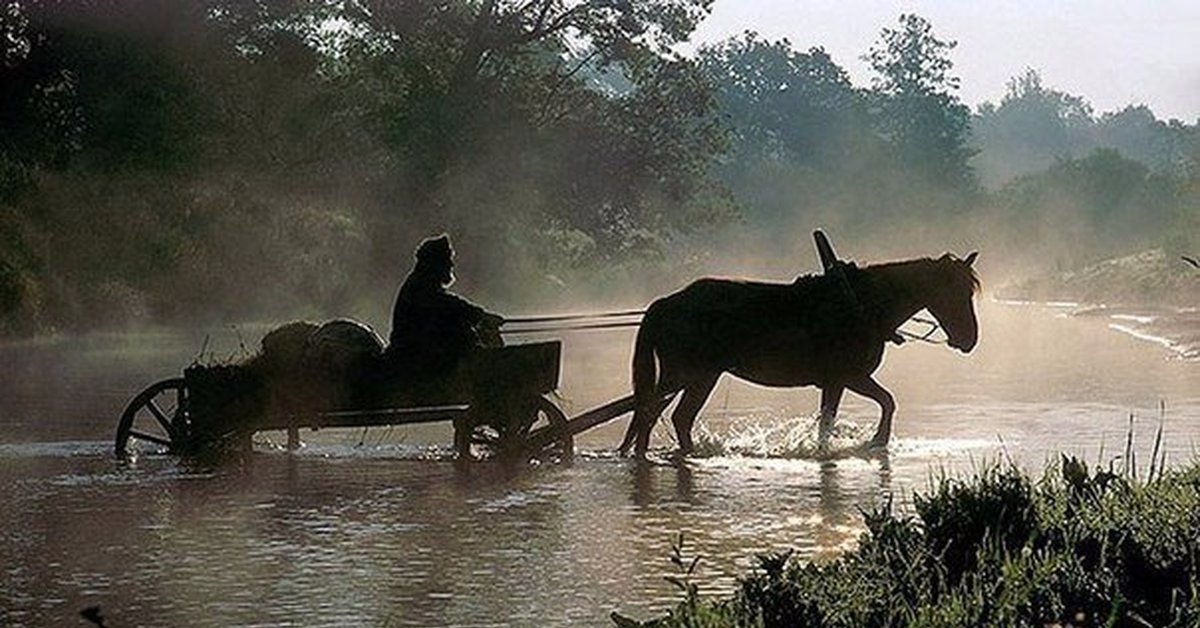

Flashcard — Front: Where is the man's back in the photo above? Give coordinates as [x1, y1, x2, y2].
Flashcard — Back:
[389, 272, 486, 356]
[385, 233, 502, 379]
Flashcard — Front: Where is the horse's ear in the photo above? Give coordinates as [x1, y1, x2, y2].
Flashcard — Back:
[964, 251, 978, 266]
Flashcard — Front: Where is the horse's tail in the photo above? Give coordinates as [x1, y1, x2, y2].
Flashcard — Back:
[618, 309, 659, 455]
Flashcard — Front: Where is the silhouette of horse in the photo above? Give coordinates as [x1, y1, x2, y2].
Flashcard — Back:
[618, 252, 980, 458]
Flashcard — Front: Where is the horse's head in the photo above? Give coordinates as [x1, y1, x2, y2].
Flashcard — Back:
[924, 252, 980, 353]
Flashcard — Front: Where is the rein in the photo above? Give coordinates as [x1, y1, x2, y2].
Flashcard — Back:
[896, 315, 946, 345]
[503, 309, 645, 324]
[501, 311, 643, 335]
[500, 233, 951, 343]
[500, 308, 945, 344]
[502, 319, 642, 333]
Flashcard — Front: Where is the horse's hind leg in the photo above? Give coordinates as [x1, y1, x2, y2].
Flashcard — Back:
[818, 384, 845, 448]
[670, 375, 719, 456]
[847, 376, 895, 448]
[620, 390, 676, 457]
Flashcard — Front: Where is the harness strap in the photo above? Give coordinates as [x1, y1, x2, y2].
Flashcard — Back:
[814, 230, 873, 334]
[813, 230, 943, 345]
[814, 230, 839, 272]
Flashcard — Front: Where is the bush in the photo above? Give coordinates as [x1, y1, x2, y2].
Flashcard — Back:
[623, 457, 1200, 627]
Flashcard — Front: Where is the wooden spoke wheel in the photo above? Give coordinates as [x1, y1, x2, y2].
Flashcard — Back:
[114, 378, 190, 458]
[528, 395, 572, 460]
[471, 394, 572, 461]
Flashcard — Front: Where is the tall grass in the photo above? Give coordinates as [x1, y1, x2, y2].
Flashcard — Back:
[619, 452, 1200, 627]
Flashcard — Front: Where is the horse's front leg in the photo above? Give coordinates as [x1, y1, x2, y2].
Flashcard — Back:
[818, 384, 844, 446]
[670, 376, 719, 456]
[846, 376, 895, 448]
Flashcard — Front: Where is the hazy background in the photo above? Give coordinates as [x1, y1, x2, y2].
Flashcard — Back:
[1, 7, 1197, 624]
[693, 0, 1200, 122]
[1, 0, 1197, 338]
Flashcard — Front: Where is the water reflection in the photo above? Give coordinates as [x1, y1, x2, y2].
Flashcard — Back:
[629, 460, 698, 508]
[2, 303, 1198, 625]
[1, 444, 906, 626]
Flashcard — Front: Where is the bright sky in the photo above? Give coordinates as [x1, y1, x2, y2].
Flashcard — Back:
[690, 0, 1200, 122]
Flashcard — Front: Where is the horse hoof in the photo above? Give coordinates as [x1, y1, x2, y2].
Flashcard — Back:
[865, 437, 889, 450]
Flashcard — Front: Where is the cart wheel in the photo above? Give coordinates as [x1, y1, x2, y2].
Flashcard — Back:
[529, 394, 572, 461]
[472, 394, 572, 461]
[115, 378, 189, 458]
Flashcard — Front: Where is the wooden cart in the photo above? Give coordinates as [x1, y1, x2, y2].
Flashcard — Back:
[114, 337, 643, 463]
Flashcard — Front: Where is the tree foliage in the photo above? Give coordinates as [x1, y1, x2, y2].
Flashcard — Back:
[972, 69, 1093, 187]
[988, 149, 1183, 266]
[974, 69, 1196, 188]
[700, 33, 864, 167]
[865, 13, 975, 191]
[0, 5, 1196, 334]
[695, 33, 876, 234]
[0, 0, 733, 333]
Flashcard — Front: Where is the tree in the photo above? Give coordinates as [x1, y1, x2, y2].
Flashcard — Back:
[699, 33, 865, 167]
[972, 68, 1093, 187]
[1094, 105, 1193, 176]
[865, 14, 975, 191]
[0, 1, 216, 174]
[342, 0, 715, 178]
[991, 148, 1179, 267]
[335, 0, 730, 264]
[695, 33, 882, 232]
[0, 0, 738, 334]
[974, 70, 1196, 189]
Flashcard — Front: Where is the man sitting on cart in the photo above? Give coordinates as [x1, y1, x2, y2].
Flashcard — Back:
[386, 234, 504, 380]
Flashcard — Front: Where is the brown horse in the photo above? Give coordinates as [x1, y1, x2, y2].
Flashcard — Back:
[618, 253, 980, 457]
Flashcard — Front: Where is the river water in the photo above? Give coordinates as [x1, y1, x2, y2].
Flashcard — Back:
[1, 302, 1197, 627]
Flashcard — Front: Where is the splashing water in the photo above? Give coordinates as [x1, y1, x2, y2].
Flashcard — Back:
[683, 413, 874, 459]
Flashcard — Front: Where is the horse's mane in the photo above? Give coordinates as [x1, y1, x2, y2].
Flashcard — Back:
[787, 255, 980, 297]
[863, 256, 981, 294]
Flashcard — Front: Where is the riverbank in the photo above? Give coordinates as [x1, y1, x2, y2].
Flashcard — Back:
[997, 248, 1200, 360]
[624, 454, 1200, 627]
[1000, 248, 1200, 308]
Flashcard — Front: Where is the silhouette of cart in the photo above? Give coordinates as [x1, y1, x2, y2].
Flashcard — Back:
[114, 331, 645, 463]
[115, 337, 590, 461]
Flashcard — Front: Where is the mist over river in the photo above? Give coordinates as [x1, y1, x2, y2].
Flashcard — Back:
[2, 301, 1197, 626]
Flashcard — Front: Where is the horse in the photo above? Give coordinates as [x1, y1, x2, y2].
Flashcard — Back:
[617, 252, 980, 458]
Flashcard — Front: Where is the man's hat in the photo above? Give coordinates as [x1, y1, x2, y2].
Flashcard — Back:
[416, 234, 453, 263]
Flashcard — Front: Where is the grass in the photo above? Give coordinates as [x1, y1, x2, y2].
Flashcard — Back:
[617, 452, 1200, 627]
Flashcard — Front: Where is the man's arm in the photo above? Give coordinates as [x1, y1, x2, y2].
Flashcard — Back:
[436, 291, 501, 325]
[437, 291, 504, 348]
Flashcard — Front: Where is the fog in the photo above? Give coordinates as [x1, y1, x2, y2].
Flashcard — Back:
[5, 6, 1200, 627]
[0, 1, 1196, 339]
[692, 0, 1200, 123]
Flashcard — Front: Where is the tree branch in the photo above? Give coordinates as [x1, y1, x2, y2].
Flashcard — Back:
[536, 48, 600, 126]
[523, 3, 586, 43]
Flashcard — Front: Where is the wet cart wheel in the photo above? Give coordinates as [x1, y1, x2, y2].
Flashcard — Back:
[115, 378, 190, 458]
[530, 395, 572, 461]
[472, 394, 572, 461]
